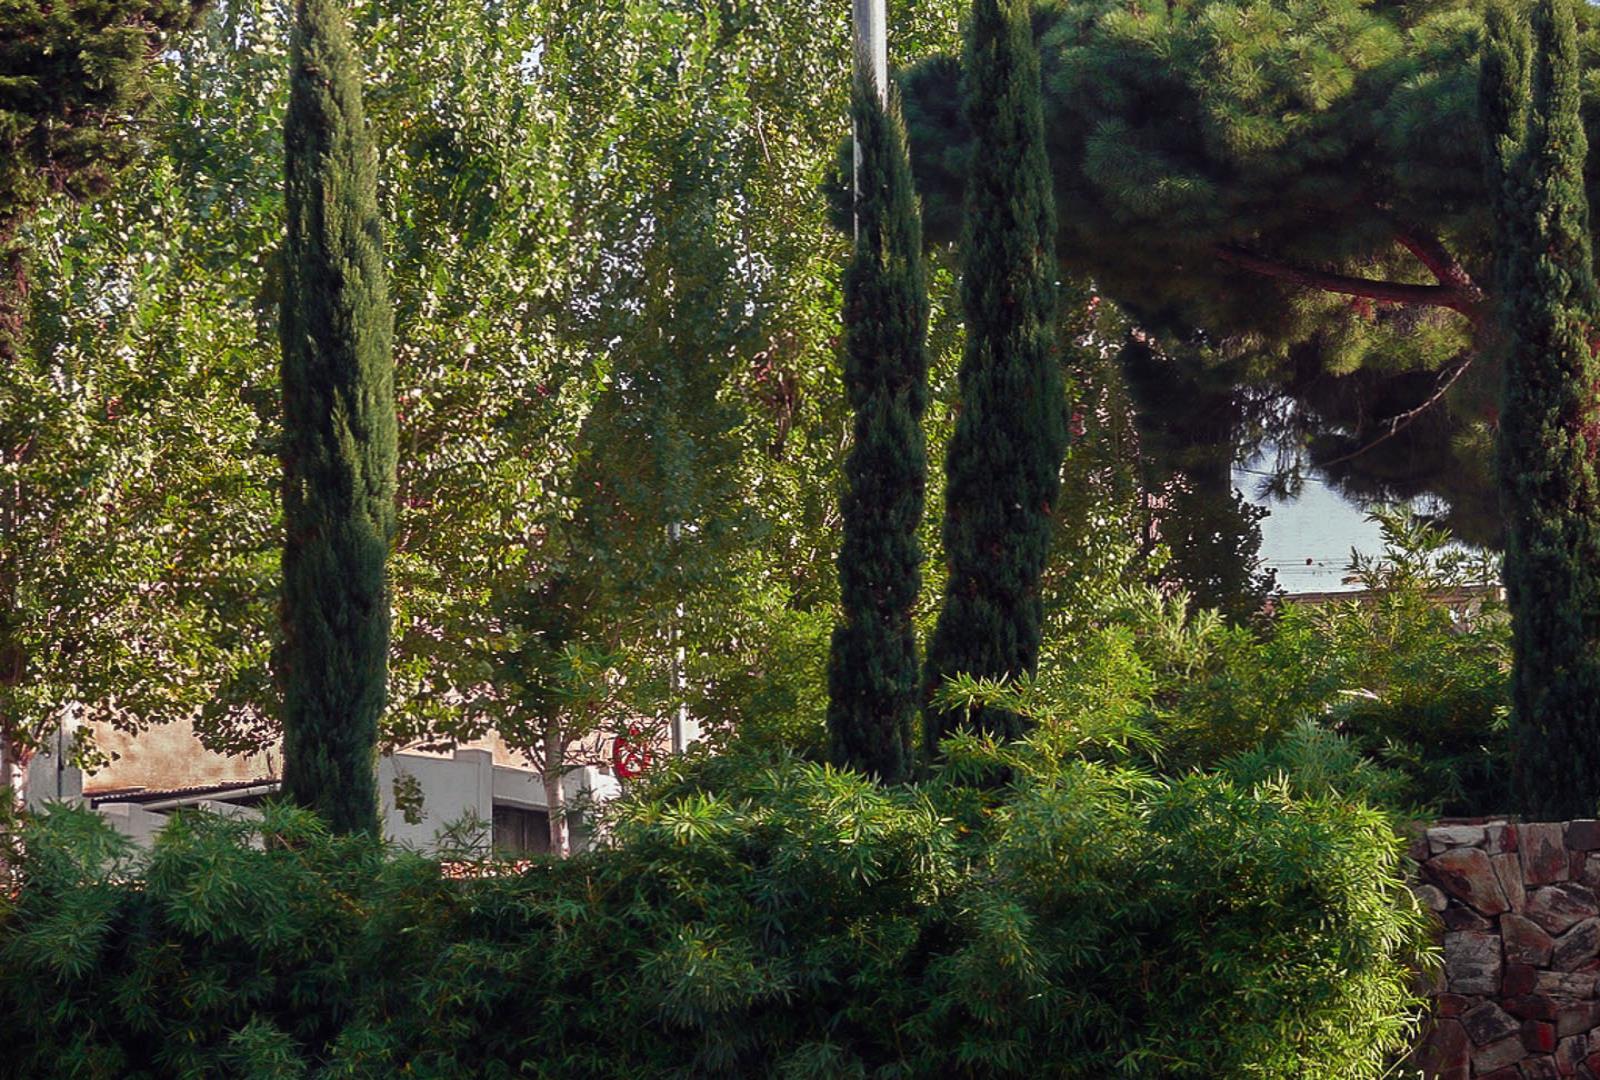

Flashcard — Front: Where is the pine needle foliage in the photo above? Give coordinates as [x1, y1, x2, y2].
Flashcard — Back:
[925, 0, 1067, 754]
[278, 0, 396, 834]
[827, 65, 930, 784]
[1482, 0, 1600, 819]
[842, 0, 1600, 547]
[0, 742, 1427, 1079]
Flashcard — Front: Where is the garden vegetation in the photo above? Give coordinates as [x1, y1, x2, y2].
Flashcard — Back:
[0, 0, 1567, 1074]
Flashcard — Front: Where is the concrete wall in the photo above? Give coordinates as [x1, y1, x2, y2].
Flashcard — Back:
[25, 722, 83, 804]
[87, 717, 278, 793]
[380, 748, 495, 850]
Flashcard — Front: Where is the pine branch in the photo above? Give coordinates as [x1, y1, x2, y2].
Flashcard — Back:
[1213, 244, 1486, 321]
[1315, 357, 1473, 469]
[1390, 224, 1483, 299]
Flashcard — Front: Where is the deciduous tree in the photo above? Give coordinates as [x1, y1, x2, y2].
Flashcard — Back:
[0, 0, 207, 801]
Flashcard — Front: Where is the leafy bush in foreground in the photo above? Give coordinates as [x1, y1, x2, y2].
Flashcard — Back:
[0, 737, 1428, 1079]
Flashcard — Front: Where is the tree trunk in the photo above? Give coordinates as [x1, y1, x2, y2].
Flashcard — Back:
[1, 221, 28, 813]
[543, 766, 569, 857]
[0, 734, 24, 810]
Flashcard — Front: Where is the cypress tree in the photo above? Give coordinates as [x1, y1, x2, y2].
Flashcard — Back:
[278, 0, 396, 834]
[1482, 0, 1600, 818]
[923, 0, 1066, 752]
[826, 64, 930, 784]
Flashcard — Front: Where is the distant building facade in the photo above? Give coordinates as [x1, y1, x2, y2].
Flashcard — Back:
[25, 718, 628, 856]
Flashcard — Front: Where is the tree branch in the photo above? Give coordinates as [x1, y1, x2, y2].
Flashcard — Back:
[1315, 357, 1474, 470]
[1391, 225, 1482, 298]
[1213, 244, 1485, 320]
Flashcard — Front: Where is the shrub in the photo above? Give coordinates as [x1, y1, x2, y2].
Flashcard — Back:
[1314, 511, 1511, 816]
[0, 739, 1428, 1079]
[985, 508, 1510, 815]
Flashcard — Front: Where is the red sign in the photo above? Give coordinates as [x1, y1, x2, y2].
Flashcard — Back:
[612, 726, 652, 779]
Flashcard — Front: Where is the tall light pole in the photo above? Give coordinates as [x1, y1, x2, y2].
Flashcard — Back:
[852, 0, 888, 228]
[668, 519, 689, 754]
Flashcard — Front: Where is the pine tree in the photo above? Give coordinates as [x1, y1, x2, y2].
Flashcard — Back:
[1482, 0, 1600, 818]
[864, 0, 1600, 549]
[278, 0, 396, 834]
[924, 0, 1066, 752]
[826, 65, 930, 784]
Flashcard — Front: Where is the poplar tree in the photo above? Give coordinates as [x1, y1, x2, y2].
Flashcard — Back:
[924, 0, 1066, 751]
[1, 0, 206, 802]
[827, 66, 930, 784]
[278, 0, 396, 834]
[1482, 0, 1600, 818]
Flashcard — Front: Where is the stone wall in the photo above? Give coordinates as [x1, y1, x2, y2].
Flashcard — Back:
[1414, 820, 1600, 1079]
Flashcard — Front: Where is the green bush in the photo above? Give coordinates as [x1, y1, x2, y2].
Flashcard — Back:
[0, 738, 1428, 1079]
[998, 509, 1510, 815]
[1313, 512, 1511, 816]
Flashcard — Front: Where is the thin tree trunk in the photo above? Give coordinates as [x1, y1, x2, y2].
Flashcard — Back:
[543, 766, 569, 857]
[0, 222, 27, 813]
[541, 716, 569, 856]
[0, 735, 23, 810]
[0, 732, 13, 889]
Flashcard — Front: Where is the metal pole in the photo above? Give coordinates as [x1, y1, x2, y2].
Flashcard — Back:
[851, 0, 889, 233]
[668, 520, 688, 754]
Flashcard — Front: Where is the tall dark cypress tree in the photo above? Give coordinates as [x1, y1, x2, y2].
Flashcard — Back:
[826, 64, 930, 784]
[279, 0, 396, 834]
[1482, 0, 1600, 818]
[923, 0, 1066, 752]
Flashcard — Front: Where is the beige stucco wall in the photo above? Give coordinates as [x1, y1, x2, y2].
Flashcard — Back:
[85, 718, 278, 794]
[80, 720, 638, 795]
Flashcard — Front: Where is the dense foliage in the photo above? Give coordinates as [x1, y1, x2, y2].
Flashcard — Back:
[278, 0, 396, 833]
[1, 0, 210, 797]
[0, 732, 1428, 1079]
[6, 0, 965, 784]
[827, 69, 930, 784]
[1482, 0, 1600, 819]
[0, 0, 1524, 1072]
[0, 0, 204, 354]
[924, 0, 1067, 751]
[956, 510, 1510, 816]
[878, 0, 1600, 547]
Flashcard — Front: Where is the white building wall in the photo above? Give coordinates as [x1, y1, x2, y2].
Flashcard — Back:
[31, 747, 620, 856]
[379, 747, 495, 851]
[25, 720, 84, 806]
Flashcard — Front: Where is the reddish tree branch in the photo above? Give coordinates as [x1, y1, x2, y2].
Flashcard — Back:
[1213, 244, 1485, 321]
[1392, 227, 1482, 297]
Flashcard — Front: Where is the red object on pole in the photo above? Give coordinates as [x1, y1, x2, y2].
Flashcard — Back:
[612, 726, 652, 779]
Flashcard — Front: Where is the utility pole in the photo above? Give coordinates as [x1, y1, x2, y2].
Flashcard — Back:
[852, 0, 888, 229]
[668, 520, 689, 754]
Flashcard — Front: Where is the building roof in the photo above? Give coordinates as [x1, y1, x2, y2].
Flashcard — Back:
[88, 778, 280, 809]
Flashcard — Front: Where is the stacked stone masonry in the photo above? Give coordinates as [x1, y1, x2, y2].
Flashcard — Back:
[1415, 820, 1600, 1079]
